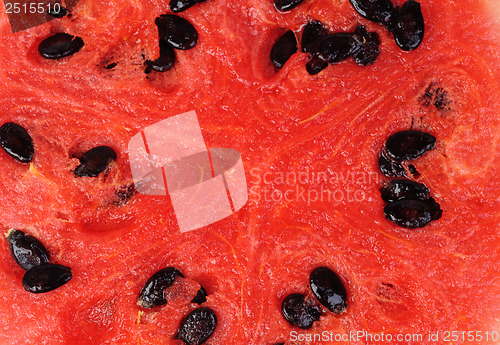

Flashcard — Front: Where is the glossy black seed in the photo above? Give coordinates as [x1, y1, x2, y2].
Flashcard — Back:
[271, 30, 298, 69]
[385, 130, 436, 161]
[6, 230, 50, 271]
[349, 0, 397, 25]
[0, 122, 34, 163]
[22, 263, 72, 293]
[310, 267, 348, 314]
[170, 0, 199, 13]
[353, 26, 380, 66]
[274, 0, 304, 12]
[306, 55, 328, 75]
[104, 62, 117, 69]
[391, 0, 425, 51]
[48, 4, 68, 18]
[38, 33, 84, 59]
[176, 307, 217, 345]
[384, 197, 442, 228]
[146, 39, 176, 72]
[316, 33, 358, 64]
[302, 21, 328, 54]
[378, 150, 406, 177]
[137, 267, 184, 308]
[191, 285, 208, 305]
[281, 294, 320, 329]
[380, 179, 430, 203]
[155, 15, 198, 50]
[74, 146, 117, 177]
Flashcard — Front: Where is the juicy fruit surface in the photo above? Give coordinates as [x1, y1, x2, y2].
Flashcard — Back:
[0, 0, 499, 344]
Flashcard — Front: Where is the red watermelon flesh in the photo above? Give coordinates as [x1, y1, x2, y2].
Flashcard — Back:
[0, 0, 499, 344]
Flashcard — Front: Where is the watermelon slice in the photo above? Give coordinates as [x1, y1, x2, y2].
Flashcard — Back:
[0, 0, 499, 344]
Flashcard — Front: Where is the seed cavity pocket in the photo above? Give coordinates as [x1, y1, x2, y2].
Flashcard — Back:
[378, 130, 442, 229]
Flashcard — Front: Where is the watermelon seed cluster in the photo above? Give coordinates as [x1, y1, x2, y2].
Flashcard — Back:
[303, 23, 381, 75]
[271, 0, 424, 73]
[137, 267, 215, 344]
[271, 22, 380, 75]
[281, 266, 347, 329]
[6, 229, 72, 293]
[378, 130, 443, 228]
[0, 121, 117, 177]
[350, 0, 425, 51]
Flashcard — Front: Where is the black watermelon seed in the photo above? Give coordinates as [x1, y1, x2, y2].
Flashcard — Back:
[380, 179, 430, 203]
[170, 0, 199, 13]
[385, 130, 436, 161]
[271, 30, 298, 69]
[38, 33, 84, 59]
[0, 122, 34, 163]
[349, 0, 397, 25]
[301, 20, 328, 54]
[378, 150, 406, 177]
[146, 39, 176, 72]
[391, 0, 425, 51]
[176, 307, 217, 345]
[74, 146, 117, 178]
[353, 26, 380, 66]
[191, 285, 208, 305]
[48, 4, 68, 18]
[316, 33, 358, 64]
[137, 267, 184, 308]
[281, 293, 320, 329]
[104, 62, 117, 69]
[274, 0, 305, 12]
[155, 15, 198, 50]
[306, 55, 328, 75]
[309, 267, 348, 314]
[22, 263, 72, 293]
[6, 230, 50, 271]
[384, 197, 442, 228]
